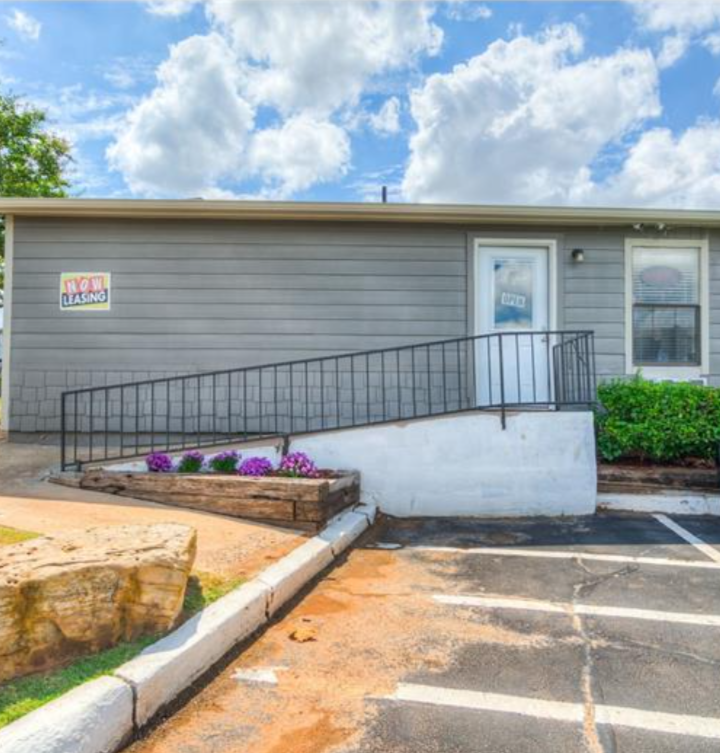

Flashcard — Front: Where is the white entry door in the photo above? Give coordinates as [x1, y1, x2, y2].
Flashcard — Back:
[475, 244, 552, 406]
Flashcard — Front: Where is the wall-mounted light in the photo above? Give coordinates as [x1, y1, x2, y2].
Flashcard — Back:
[571, 248, 585, 263]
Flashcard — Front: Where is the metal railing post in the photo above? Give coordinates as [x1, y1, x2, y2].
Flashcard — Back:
[60, 393, 66, 470]
[498, 334, 506, 429]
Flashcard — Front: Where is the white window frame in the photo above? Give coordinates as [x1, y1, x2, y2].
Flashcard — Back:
[624, 237, 709, 378]
[472, 237, 558, 335]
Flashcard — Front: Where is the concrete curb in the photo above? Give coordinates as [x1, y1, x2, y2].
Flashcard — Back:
[116, 580, 271, 727]
[0, 676, 134, 753]
[598, 492, 720, 517]
[0, 504, 376, 753]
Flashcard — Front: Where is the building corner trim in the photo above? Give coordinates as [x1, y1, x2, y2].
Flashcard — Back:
[2, 215, 14, 430]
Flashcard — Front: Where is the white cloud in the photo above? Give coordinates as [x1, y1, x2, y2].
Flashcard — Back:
[402, 24, 660, 205]
[112, 0, 441, 197]
[107, 34, 255, 196]
[703, 31, 720, 54]
[445, 2, 493, 22]
[369, 96, 401, 135]
[6, 9, 41, 42]
[657, 34, 690, 68]
[102, 57, 157, 90]
[629, 1, 720, 65]
[630, 1, 720, 34]
[28, 84, 134, 148]
[143, 0, 200, 17]
[592, 122, 720, 208]
[206, 0, 442, 114]
[249, 115, 350, 197]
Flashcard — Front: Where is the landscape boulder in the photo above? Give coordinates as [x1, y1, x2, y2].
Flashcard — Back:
[0, 523, 196, 683]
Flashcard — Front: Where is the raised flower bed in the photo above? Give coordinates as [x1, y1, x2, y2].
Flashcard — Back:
[75, 451, 360, 530]
[596, 377, 720, 495]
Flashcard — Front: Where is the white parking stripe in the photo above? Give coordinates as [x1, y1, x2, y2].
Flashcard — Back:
[653, 514, 720, 564]
[232, 667, 284, 685]
[387, 683, 720, 740]
[400, 544, 720, 570]
[434, 594, 720, 627]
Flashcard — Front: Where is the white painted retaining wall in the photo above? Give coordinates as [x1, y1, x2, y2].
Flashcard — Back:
[105, 411, 597, 518]
[293, 411, 597, 518]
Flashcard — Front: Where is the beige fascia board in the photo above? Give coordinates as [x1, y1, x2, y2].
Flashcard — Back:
[1, 198, 720, 227]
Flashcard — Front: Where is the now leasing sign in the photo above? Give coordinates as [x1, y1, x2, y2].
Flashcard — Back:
[60, 272, 111, 311]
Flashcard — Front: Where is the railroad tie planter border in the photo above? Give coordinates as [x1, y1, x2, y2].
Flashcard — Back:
[72, 470, 361, 530]
[597, 463, 718, 495]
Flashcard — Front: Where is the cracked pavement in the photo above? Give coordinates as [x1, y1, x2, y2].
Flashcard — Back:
[126, 512, 720, 753]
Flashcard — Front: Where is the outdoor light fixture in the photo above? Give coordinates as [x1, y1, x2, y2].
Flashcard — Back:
[571, 248, 585, 263]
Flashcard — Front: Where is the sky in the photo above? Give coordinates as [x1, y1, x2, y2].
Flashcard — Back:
[2, 0, 720, 208]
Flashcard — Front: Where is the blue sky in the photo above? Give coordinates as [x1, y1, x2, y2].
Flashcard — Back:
[2, 1, 720, 207]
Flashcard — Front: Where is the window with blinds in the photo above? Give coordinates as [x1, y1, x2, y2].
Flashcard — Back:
[631, 247, 701, 366]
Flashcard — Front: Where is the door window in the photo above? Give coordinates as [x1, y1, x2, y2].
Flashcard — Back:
[493, 258, 534, 330]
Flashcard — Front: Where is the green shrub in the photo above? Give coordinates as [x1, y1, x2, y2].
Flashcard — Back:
[595, 376, 720, 464]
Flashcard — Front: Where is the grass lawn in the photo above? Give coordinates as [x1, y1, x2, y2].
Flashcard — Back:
[0, 569, 243, 728]
[0, 525, 40, 546]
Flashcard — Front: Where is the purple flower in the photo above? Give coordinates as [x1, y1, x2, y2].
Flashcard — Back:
[146, 452, 173, 473]
[177, 449, 205, 474]
[238, 456, 274, 477]
[209, 450, 240, 474]
[277, 451, 319, 478]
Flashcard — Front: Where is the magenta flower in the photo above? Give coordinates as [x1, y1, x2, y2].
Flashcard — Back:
[209, 450, 240, 474]
[146, 452, 173, 473]
[177, 449, 205, 474]
[277, 451, 319, 478]
[238, 456, 274, 477]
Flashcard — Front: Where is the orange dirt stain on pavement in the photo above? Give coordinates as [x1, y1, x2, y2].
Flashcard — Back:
[127, 523, 556, 753]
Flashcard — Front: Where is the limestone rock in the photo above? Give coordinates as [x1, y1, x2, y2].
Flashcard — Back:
[0, 523, 196, 683]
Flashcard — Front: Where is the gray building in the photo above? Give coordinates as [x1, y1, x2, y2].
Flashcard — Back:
[0, 199, 717, 437]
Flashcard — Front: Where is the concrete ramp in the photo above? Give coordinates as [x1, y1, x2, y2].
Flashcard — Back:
[293, 411, 597, 517]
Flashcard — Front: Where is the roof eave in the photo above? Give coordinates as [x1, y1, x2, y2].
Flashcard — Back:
[1, 199, 720, 227]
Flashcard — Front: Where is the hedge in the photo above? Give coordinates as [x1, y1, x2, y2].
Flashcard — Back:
[595, 376, 720, 464]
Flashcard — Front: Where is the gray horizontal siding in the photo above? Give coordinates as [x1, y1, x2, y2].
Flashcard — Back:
[10, 218, 468, 430]
[562, 234, 625, 378]
[15, 273, 464, 291]
[18, 242, 464, 261]
[14, 258, 466, 277]
[12, 288, 464, 306]
[11, 216, 720, 431]
[11, 303, 465, 321]
[15, 219, 466, 246]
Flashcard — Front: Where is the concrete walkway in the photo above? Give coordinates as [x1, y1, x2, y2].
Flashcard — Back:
[0, 439, 306, 579]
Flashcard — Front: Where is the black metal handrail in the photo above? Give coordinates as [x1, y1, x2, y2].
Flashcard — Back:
[60, 330, 596, 470]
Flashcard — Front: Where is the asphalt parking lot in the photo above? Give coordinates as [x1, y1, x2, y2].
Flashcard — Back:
[128, 512, 720, 753]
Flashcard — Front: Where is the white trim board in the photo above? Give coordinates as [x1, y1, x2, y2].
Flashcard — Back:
[1, 215, 13, 430]
[624, 236, 710, 378]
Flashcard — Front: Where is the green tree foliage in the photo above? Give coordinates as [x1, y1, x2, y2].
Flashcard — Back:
[0, 93, 72, 294]
[596, 376, 720, 464]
